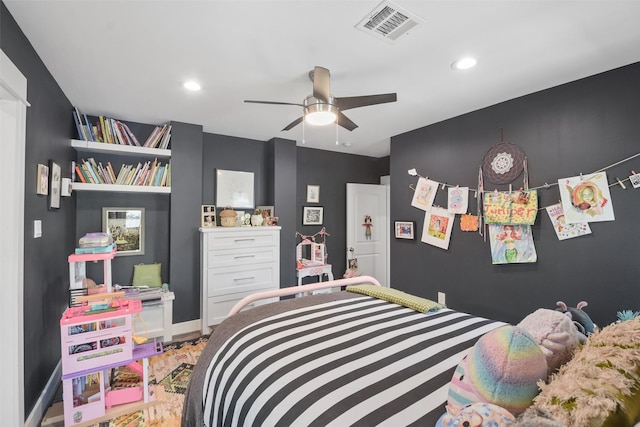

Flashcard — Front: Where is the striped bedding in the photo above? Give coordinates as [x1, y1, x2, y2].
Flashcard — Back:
[196, 294, 505, 427]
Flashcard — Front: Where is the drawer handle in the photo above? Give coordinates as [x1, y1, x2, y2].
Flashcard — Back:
[234, 238, 256, 243]
[234, 276, 255, 282]
[234, 254, 256, 259]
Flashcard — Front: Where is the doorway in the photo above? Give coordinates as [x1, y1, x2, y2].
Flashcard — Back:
[346, 183, 389, 287]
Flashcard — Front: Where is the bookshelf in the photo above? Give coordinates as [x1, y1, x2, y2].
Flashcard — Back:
[71, 140, 171, 158]
[71, 139, 171, 194]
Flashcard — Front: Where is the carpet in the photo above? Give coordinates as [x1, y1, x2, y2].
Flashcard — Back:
[106, 335, 209, 427]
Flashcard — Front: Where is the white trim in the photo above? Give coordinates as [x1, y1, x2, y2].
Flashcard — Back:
[24, 362, 61, 427]
[171, 319, 202, 337]
[0, 49, 27, 427]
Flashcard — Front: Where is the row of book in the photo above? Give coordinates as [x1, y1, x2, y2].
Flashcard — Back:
[72, 106, 171, 149]
[74, 158, 171, 187]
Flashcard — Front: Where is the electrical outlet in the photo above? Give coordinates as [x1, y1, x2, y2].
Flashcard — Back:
[438, 291, 446, 305]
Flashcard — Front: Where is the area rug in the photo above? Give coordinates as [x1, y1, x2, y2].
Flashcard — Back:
[106, 335, 209, 427]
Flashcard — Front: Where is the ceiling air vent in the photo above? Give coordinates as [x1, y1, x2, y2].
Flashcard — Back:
[355, 0, 423, 43]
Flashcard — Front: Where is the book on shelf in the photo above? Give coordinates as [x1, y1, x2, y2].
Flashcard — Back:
[72, 107, 167, 149]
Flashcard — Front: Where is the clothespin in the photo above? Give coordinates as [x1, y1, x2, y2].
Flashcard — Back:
[616, 177, 626, 189]
[473, 190, 478, 198]
[508, 184, 512, 193]
[544, 182, 550, 189]
[441, 182, 446, 190]
[580, 172, 583, 180]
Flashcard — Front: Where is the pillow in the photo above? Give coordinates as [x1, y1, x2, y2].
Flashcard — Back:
[533, 317, 640, 427]
[132, 263, 162, 287]
[346, 284, 445, 313]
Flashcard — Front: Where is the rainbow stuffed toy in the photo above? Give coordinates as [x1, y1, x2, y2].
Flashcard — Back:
[447, 325, 548, 416]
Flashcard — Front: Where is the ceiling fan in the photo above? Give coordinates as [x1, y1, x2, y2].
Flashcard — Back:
[244, 66, 397, 132]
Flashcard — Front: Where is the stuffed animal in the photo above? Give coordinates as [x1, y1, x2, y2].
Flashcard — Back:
[517, 308, 580, 376]
[555, 301, 597, 343]
[436, 402, 516, 427]
[447, 325, 548, 416]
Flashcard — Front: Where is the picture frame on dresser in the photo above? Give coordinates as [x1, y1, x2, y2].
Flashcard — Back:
[201, 204, 216, 228]
[102, 207, 145, 256]
[215, 169, 254, 209]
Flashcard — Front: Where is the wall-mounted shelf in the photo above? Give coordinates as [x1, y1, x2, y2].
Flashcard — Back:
[71, 139, 171, 158]
[71, 183, 171, 193]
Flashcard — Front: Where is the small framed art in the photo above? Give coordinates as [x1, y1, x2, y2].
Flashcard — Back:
[306, 185, 320, 203]
[103, 207, 145, 256]
[201, 204, 216, 228]
[37, 163, 49, 195]
[302, 206, 323, 225]
[48, 160, 61, 209]
[395, 221, 415, 239]
[256, 205, 274, 217]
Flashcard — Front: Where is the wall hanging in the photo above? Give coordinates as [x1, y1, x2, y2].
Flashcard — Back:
[558, 172, 615, 223]
[421, 207, 454, 250]
[545, 203, 591, 240]
[488, 224, 537, 264]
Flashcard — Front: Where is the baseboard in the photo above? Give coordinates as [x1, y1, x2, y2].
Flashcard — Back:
[171, 319, 202, 337]
[25, 359, 61, 427]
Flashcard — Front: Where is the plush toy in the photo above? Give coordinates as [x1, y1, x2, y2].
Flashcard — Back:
[517, 308, 580, 376]
[436, 402, 516, 427]
[511, 406, 567, 427]
[447, 325, 548, 416]
[555, 300, 597, 343]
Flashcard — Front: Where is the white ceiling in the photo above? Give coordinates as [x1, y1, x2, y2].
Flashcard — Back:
[5, 0, 640, 157]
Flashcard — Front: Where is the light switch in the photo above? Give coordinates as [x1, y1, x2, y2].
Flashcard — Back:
[34, 220, 42, 238]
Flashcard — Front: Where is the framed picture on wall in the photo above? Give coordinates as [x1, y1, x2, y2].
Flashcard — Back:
[303, 206, 323, 225]
[395, 221, 415, 239]
[102, 207, 145, 256]
[48, 160, 61, 209]
[216, 169, 254, 209]
[36, 163, 49, 195]
[306, 185, 320, 203]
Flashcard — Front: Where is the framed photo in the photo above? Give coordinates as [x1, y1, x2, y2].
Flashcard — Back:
[216, 169, 254, 209]
[303, 206, 323, 225]
[395, 221, 415, 239]
[306, 185, 320, 203]
[201, 204, 216, 228]
[48, 160, 61, 209]
[256, 205, 274, 217]
[36, 163, 49, 195]
[102, 207, 145, 256]
[311, 243, 325, 264]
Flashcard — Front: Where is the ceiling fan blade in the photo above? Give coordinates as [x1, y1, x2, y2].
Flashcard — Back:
[312, 66, 331, 103]
[334, 93, 397, 111]
[245, 100, 304, 107]
[282, 116, 304, 131]
[336, 111, 358, 131]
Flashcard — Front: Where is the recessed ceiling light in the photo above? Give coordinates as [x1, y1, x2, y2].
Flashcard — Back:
[451, 57, 477, 70]
[183, 81, 201, 91]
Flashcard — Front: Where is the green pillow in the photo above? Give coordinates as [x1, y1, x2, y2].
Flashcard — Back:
[132, 263, 162, 287]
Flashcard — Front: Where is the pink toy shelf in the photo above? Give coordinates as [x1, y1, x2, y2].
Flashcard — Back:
[61, 340, 162, 426]
[60, 295, 142, 376]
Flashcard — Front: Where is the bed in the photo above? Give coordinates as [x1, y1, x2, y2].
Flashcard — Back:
[182, 276, 506, 426]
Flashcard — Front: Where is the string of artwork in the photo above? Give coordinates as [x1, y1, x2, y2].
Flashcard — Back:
[406, 144, 640, 264]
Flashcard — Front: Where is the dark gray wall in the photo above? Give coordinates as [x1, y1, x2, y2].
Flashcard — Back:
[269, 137, 298, 288]
[2, 2, 76, 419]
[170, 122, 204, 323]
[296, 148, 389, 281]
[390, 62, 640, 328]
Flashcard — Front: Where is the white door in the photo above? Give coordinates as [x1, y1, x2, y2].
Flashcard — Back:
[346, 183, 389, 287]
[1, 50, 27, 427]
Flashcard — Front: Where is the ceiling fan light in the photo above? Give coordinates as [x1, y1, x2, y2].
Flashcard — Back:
[305, 111, 337, 126]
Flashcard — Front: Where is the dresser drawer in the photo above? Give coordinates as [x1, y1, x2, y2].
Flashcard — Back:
[207, 246, 278, 268]
[207, 264, 276, 295]
[207, 288, 277, 325]
[206, 230, 277, 250]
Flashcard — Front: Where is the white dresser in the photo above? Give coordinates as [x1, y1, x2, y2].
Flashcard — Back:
[200, 226, 281, 334]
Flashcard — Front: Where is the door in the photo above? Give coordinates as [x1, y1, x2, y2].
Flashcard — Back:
[346, 183, 389, 287]
[1, 49, 27, 427]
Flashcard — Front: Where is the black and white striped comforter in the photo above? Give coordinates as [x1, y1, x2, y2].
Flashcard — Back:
[201, 295, 505, 427]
